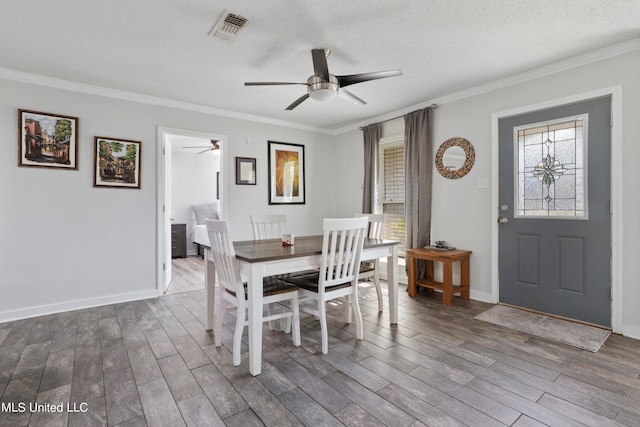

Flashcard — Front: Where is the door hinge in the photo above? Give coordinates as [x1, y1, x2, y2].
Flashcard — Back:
[163, 205, 165, 213]
[163, 263, 166, 271]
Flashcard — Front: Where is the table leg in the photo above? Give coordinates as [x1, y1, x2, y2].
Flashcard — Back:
[387, 246, 399, 324]
[247, 263, 264, 376]
[426, 260, 434, 283]
[407, 253, 416, 297]
[442, 260, 453, 306]
[205, 248, 216, 331]
[460, 256, 470, 300]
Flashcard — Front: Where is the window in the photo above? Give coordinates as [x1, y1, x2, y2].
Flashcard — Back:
[514, 115, 588, 219]
[377, 137, 407, 256]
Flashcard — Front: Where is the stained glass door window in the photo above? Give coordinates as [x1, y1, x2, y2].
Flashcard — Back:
[514, 114, 588, 219]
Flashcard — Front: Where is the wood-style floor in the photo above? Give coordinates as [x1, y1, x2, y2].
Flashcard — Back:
[166, 256, 206, 295]
[1, 262, 640, 426]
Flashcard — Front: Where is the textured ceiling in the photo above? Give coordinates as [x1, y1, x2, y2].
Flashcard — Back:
[1, 1, 639, 131]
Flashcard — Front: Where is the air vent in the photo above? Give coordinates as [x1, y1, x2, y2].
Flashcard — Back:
[209, 10, 248, 40]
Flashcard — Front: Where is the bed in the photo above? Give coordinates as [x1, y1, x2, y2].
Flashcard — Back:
[190, 201, 219, 252]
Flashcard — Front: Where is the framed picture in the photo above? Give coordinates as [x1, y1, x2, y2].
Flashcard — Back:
[268, 141, 305, 205]
[94, 136, 142, 189]
[236, 157, 256, 185]
[18, 109, 79, 169]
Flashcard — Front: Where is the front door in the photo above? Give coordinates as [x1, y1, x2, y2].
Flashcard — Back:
[498, 96, 611, 327]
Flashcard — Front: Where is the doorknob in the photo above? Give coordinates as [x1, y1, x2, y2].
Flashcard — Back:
[498, 217, 509, 224]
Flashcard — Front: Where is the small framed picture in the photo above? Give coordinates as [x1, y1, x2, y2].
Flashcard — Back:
[236, 157, 256, 185]
[94, 136, 142, 189]
[268, 141, 305, 204]
[18, 109, 79, 169]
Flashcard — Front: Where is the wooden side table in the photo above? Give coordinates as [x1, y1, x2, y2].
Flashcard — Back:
[406, 248, 472, 306]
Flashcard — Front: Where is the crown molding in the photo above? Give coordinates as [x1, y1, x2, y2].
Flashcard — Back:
[0, 67, 331, 134]
[2, 37, 638, 136]
[336, 37, 640, 135]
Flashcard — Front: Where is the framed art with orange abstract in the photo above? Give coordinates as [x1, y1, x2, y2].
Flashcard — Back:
[268, 140, 305, 205]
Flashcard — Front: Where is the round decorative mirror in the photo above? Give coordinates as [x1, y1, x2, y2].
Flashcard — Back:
[435, 137, 475, 179]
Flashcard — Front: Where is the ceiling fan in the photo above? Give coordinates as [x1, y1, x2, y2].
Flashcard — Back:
[244, 48, 402, 110]
[183, 139, 220, 154]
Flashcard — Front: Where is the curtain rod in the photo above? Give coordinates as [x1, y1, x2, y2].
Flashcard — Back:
[359, 103, 437, 130]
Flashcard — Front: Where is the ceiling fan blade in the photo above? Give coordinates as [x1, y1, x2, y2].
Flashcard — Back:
[338, 89, 366, 106]
[184, 146, 212, 149]
[196, 148, 211, 154]
[336, 69, 403, 88]
[244, 82, 307, 86]
[285, 94, 310, 110]
[311, 48, 330, 81]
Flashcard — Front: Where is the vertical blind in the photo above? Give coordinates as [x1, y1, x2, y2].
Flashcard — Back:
[379, 144, 407, 256]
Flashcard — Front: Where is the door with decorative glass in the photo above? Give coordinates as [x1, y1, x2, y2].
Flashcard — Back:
[498, 96, 611, 327]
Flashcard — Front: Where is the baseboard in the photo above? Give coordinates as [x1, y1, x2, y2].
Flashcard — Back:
[0, 289, 158, 324]
[470, 289, 493, 303]
[621, 323, 640, 341]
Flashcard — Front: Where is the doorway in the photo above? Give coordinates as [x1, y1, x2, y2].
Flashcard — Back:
[157, 127, 226, 294]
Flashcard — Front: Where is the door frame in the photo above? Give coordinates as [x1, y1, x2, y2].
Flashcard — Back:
[490, 86, 622, 333]
[156, 126, 227, 295]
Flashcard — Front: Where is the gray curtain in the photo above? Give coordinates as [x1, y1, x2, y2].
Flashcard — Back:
[362, 123, 381, 214]
[404, 108, 432, 274]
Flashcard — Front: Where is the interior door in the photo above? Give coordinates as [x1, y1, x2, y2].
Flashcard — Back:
[498, 96, 611, 327]
[164, 139, 172, 292]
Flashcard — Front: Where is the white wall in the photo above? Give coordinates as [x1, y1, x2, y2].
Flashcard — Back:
[0, 79, 336, 321]
[171, 150, 219, 254]
[334, 50, 640, 339]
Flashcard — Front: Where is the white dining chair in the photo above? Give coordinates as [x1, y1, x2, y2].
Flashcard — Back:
[250, 213, 289, 331]
[206, 219, 301, 366]
[283, 217, 368, 354]
[354, 213, 386, 313]
[250, 214, 287, 240]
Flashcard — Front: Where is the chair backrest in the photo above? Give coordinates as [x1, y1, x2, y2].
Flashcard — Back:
[354, 213, 386, 239]
[250, 214, 287, 240]
[319, 217, 368, 290]
[205, 219, 244, 297]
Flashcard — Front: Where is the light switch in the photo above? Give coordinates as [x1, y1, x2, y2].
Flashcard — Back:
[477, 178, 489, 189]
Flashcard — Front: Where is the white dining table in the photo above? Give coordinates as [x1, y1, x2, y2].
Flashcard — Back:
[203, 235, 399, 376]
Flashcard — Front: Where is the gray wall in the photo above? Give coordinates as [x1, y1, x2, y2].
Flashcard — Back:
[2, 49, 639, 340]
[0, 79, 336, 320]
[334, 50, 640, 339]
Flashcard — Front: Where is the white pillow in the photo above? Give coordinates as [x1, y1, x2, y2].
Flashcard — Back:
[191, 201, 219, 225]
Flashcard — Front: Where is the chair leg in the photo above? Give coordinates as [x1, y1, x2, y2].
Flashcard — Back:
[232, 307, 245, 366]
[345, 294, 353, 323]
[267, 303, 276, 331]
[373, 266, 383, 313]
[352, 289, 364, 341]
[291, 293, 301, 346]
[214, 299, 227, 347]
[319, 299, 329, 354]
[267, 303, 290, 332]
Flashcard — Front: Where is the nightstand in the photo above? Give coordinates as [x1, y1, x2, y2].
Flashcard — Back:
[171, 223, 187, 258]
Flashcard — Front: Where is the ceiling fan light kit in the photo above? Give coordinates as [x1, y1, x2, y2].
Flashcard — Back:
[245, 48, 402, 110]
[307, 75, 338, 101]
